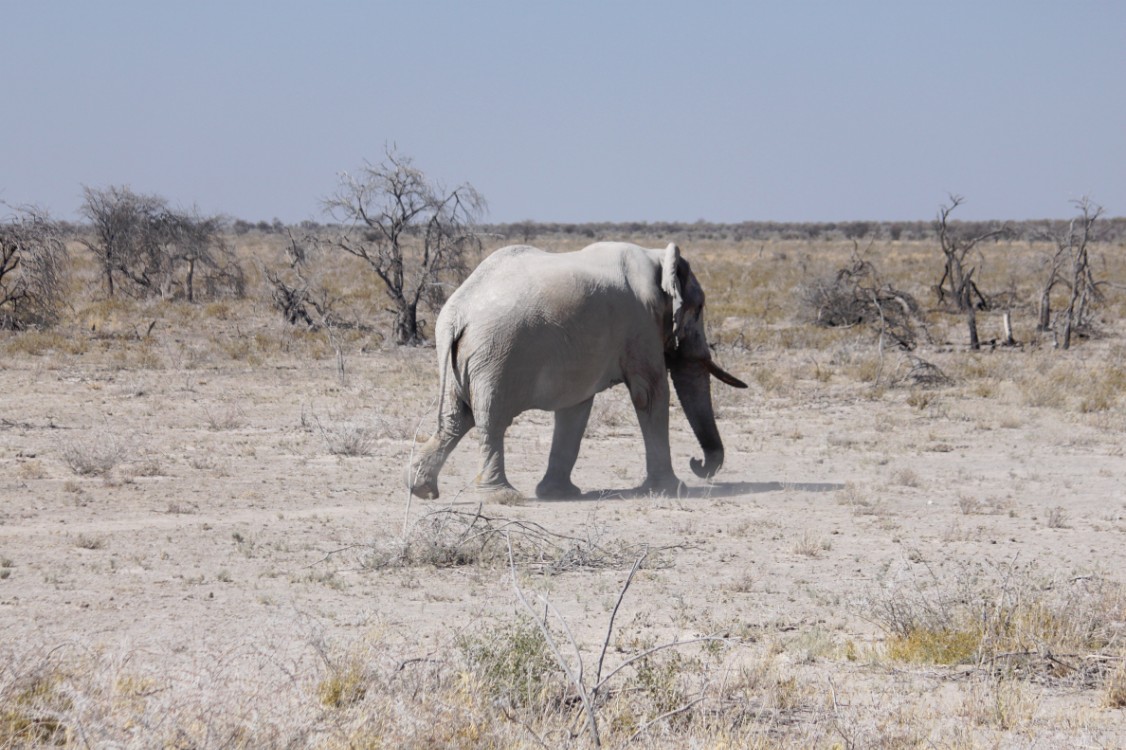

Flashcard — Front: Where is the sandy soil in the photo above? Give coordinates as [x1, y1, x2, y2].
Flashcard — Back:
[1, 298, 1125, 746]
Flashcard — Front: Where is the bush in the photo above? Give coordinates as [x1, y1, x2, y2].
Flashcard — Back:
[802, 251, 925, 350]
[79, 185, 244, 302]
[0, 207, 69, 330]
[459, 619, 560, 708]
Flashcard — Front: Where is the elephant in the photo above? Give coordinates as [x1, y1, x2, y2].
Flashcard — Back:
[407, 241, 747, 503]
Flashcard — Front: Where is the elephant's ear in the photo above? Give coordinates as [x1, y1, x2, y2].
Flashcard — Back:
[660, 243, 684, 344]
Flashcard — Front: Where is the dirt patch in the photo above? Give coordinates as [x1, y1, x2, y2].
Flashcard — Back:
[1, 236, 1124, 747]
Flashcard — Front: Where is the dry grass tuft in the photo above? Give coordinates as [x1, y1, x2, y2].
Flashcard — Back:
[205, 403, 246, 431]
[0, 670, 71, 747]
[458, 618, 561, 709]
[793, 530, 831, 558]
[861, 560, 1126, 683]
[60, 433, 127, 476]
[1103, 662, 1126, 709]
[886, 626, 981, 665]
[316, 660, 370, 709]
[1046, 506, 1070, 529]
[2, 330, 89, 357]
[361, 508, 674, 573]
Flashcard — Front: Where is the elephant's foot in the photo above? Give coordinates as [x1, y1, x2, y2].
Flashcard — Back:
[409, 479, 439, 500]
[407, 436, 451, 499]
[633, 474, 685, 498]
[475, 479, 526, 509]
[405, 460, 439, 499]
[480, 484, 527, 506]
[535, 477, 583, 500]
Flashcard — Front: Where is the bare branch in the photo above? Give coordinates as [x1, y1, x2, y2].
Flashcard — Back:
[0, 205, 70, 329]
[316, 147, 484, 345]
[595, 552, 646, 685]
[507, 535, 601, 748]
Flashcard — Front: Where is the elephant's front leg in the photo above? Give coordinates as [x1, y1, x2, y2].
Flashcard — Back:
[535, 397, 594, 499]
[628, 376, 681, 496]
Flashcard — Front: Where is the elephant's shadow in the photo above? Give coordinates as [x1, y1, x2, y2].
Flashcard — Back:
[554, 480, 846, 502]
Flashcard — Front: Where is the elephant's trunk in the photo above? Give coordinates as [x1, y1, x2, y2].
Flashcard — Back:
[669, 361, 725, 479]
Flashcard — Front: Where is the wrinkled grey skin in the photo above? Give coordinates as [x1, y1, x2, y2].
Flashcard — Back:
[407, 241, 747, 503]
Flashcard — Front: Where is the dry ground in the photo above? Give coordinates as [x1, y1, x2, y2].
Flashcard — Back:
[1, 233, 1125, 748]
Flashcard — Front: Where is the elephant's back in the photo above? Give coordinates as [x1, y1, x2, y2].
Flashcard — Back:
[456, 245, 584, 298]
[472, 244, 549, 276]
[451, 246, 616, 341]
[451, 243, 658, 326]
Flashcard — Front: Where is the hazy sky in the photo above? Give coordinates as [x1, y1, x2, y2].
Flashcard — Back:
[4, 2, 1124, 224]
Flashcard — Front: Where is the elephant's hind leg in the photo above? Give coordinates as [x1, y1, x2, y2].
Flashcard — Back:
[474, 421, 527, 505]
[536, 397, 594, 499]
[407, 399, 473, 500]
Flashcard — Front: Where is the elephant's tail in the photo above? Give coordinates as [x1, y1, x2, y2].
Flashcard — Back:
[436, 318, 469, 421]
[448, 325, 466, 393]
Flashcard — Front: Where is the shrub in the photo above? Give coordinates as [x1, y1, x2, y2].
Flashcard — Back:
[459, 619, 560, 708]
[0, 207, 69, 330]
[803, 250, 926, 350]
[79, 185, 244, 301]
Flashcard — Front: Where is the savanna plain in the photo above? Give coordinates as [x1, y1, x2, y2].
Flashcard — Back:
[2, 229, 1125, 748]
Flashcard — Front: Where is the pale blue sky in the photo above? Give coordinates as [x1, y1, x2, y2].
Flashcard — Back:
[4, 2, 1123, 223]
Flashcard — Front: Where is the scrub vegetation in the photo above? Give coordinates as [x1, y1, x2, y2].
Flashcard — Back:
[1, 213, 1124, 748]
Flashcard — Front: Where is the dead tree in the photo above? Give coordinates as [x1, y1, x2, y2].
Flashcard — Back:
[0, 207, 69, 329]
[1036, 230, 1071, 332]
[321, 147, 485, 345]
[962, 268, 980, 350]
[264, 230, 354, 382]
[264, 230, 333, 328]
[933, 195, 1008, 350]
[157, 209, 245, 302]
[1057, 198, 1104, 349]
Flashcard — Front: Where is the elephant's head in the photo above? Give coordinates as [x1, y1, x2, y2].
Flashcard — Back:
[660, 243, 747, 479]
